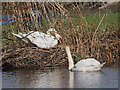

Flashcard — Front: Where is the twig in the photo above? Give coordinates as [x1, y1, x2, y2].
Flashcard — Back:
[91, 14, 106, 56]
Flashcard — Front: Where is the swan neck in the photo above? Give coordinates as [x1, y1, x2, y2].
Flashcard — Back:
[65, 46, 74, 70]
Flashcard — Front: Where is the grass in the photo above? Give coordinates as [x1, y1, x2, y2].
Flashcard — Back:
[71, 12, 118, 29]
[2, 12, 119, 32]
[85, 12, 118, 28]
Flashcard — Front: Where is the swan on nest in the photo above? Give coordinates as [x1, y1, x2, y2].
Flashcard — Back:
[11, 28, 62, 48]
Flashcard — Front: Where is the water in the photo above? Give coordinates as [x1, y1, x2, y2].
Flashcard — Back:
[2, 64, 118, 88]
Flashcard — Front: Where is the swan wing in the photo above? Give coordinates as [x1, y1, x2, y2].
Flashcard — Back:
[26, 31, 58, 48]
[74, 58, 101, 68]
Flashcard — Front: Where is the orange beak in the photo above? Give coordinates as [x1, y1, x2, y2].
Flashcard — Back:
[58, 38, 62, 44]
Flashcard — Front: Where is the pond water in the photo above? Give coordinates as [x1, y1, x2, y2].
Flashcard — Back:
[2, 64, 118, 88]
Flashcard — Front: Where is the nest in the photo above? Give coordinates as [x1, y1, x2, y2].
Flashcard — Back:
[2, 44, 118, 70]
[2, 46, 68, 70]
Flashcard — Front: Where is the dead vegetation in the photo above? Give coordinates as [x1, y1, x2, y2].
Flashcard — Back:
[2, 46, 68, 70]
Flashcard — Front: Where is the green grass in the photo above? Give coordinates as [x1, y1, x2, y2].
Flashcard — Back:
[41, 12, 118, 30]
[71, 12, 118, 28]
[85, 12, 118, 27]
[67, 12, 119, 35]
[2, 12, 118, 32]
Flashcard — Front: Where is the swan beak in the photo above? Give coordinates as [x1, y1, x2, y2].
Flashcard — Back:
[58, 38, 62, 44]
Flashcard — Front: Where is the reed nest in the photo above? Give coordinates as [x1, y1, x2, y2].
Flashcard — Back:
[2, 40, 119, 70]
[2, 46, 69, 70]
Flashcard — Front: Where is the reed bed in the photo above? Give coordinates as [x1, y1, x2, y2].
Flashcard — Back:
[1, 2, 119, 69]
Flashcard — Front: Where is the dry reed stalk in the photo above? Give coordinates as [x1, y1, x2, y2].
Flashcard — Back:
[43, 3, 50, 23]
[17, 5, 24, 32]
[91, 14, 105, 56]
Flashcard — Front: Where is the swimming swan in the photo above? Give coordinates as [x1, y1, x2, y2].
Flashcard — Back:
[65, 46, 106, 71]
[11, 28, 62, 48]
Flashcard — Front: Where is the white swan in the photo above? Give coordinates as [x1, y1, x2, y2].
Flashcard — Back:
[65, 46, 106, 71]
[11, 28, 62, 48]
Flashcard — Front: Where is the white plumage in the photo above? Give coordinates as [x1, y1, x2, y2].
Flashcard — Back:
[11, 28, 62, 48]
[65, 46, 106, 71]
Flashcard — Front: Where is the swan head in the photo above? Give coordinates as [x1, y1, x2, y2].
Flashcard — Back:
[47, 28, 57, 34]
[55, 33, 62, 44]
[47, 28, 62, 44]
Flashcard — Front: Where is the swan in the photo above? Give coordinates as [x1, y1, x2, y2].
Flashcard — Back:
[11, 28, 62, 48]
[65, 46, 106, 71]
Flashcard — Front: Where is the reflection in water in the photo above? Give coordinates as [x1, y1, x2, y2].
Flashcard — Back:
[74, 71, 103, 88]
[2, 65, 118, 88]
[69, 71, 74, 88]
[33, 69, 70, 88]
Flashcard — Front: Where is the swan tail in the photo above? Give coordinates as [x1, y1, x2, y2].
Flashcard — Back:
[11, 32, 22, 39]
[11, 32, 29, 43]
[101, 62, 106, 67]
